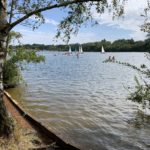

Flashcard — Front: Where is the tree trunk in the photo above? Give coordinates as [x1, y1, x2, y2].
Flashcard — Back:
[0, 0, 14, 137]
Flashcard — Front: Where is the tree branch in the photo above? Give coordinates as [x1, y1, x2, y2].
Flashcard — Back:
[8, 0, 15, 24]
[5, 0, 15, 56]
[9, 0, 101, 31]
[0, 0, 6, 10]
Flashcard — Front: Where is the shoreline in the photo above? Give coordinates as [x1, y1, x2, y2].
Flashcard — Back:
[4, 91, 79, 150]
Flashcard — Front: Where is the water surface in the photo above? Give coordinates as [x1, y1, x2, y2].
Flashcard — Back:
[7, 52, 150, 150]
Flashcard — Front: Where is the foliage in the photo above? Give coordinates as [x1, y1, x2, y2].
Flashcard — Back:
[4, 47, 45, 88]
[141, 0, 150, 32]
[3, 30, 45, 88]
[8, 31, 22, 44]
[8, 47, 45, 64]
[104, 60, 145, 73]
[5, 0, 150, 43]
[6, 0, 126, 43]
[13, 38, 150, 52]
[3, 60, 21, 87]
[128, 77, 150, 109]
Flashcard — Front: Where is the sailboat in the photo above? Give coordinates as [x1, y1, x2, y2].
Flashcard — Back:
[101, 45, 105, 54]
[80, 45, 83, 53]
[69, 45, 72, 54]
[79, 45, 83, 54]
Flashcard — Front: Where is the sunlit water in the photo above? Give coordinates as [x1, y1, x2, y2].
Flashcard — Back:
[7, 52, 150, 150]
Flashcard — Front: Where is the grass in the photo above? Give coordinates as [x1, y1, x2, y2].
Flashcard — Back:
[0, 121, 43, 150]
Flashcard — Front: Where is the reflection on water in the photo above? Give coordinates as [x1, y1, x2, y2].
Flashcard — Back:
[7, 52, 150, 150]
[128, 111, 150, 129]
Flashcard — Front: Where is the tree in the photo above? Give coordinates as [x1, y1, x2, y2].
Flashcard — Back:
[4, 31, 45, 88]
[0, 0, 128, 137]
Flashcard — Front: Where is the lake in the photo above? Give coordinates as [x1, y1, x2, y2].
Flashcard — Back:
[7, 52, 150, 150]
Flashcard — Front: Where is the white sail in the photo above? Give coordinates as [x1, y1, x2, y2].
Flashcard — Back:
[101, 46, 105, 53]
[79, 46, 81, 53]
[79, 45, 83, 53]
[69, 45, 72, 53]
[80, 45, 83, 53]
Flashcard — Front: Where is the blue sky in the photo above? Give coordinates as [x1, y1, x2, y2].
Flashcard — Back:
[14, 0, 148, 45]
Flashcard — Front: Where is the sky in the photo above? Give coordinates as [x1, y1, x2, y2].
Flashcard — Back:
[14, 0, 148, 45]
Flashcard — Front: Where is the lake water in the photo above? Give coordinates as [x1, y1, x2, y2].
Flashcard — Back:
[7, 52, 150, 150]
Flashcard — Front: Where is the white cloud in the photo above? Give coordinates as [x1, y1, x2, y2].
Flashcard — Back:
[92, 0, 148, 40]
[69, 32, 100, 44]
[45, 18, 58, 26]
[14, 29, 56, 44]
[15, 0, 149, 44]
[30, 15, 58, 26]
[15, 28, 101, 44]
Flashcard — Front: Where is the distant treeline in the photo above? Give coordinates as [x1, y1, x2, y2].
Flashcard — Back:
[13, 38, 150, 52]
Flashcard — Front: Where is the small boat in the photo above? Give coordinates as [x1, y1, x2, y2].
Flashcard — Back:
[101, 46, 105, 54]
[79, 45, 83, 54]
[69, 45, 72, 54]
[4, 91, 79, 150]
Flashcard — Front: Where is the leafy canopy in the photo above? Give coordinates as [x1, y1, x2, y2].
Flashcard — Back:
[6, 0, 150, 42]
[7, 0, 126, 42]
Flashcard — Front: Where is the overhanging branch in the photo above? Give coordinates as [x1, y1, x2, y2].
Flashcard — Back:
[9, 0, 101, 30]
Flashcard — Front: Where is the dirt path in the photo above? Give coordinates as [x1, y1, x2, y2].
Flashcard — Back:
[4, 94, 34, 130]
[3, 92, 56, 150]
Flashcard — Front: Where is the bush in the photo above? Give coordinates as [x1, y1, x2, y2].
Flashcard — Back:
[3, 48, 45, 88]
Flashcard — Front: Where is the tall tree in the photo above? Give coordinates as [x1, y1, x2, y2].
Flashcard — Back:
[0, 0, 127, 137]
[0, 0, 14, 137]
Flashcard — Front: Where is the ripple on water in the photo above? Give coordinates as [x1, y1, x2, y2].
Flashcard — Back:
[7, 52, 150, 150]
